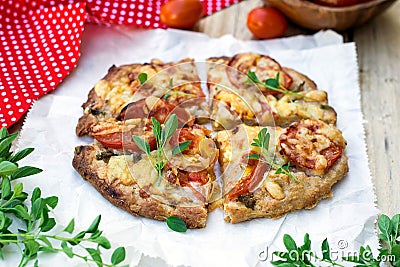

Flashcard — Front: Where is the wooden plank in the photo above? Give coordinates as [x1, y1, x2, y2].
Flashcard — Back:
[354, 2, 400, 216]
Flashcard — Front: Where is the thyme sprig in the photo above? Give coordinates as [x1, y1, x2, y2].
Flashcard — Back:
[246, 128, 299, 183]
[132, 114, 191, 180]
[247, 70, 314, 101]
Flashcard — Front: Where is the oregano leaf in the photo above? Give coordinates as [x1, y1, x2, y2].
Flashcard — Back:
[165, 216, 187, 233]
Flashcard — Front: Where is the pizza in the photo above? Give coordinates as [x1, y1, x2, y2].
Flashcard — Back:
[73, 53, 349, 229]
[76, 58, 209, 137]
[214, 119, 348, 223]
[73, 124, 219, 229]
[207, 53, 337, 130]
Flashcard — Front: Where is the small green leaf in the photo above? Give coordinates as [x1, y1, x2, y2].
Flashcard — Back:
[0, 161, 18, 176]
[151, 117, 162, 145]
[41, 218, 56, 232]
[111, 247, 126, 265]
[61, 241, 73, 258]
[90, 230, 103, 239]
[391, 244, 400, 258]
[245, 154, 260, 160]
[172, 140, 192, 156]
[86, 248, 103, 267]
[33, 259, 38, 267]
[31, 198, 44, 220]
[13, 205, 30, 221]
[165, 216, 187, 233]
[13, 182, 24, 197]
[283, 234, 297, 251]
[93, 236, 111, 249]
[1, 177, 11, 199]
[391, 214, 400, 237]
[169, 78, 174, 88]
[163, 94, 171, 100]
[87, 215, 101, 233]
[302, 233, 311, 251]
[0, 127, 8, 139]
[0, 211, 6, 230]
[132, 136, 150, 155]
[9, 148, 34, 163]
[11, 166, 42, 180]
[321, 238, 331, 260]
[265, 77, 280, 89]
[0, 132, 18, 154]
[163, 114, 178, 141]
[247, 70, 261, 84]
[378, 214, 392, 240]
[31, 188, 41, 203]
[24, 239, 40, 256]
[138, 73, 148, 84]
[64, 219, 75, 233]
[44, 196, 58, 209]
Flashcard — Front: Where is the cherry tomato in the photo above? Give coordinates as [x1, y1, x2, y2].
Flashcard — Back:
[247, 7, 288, 39]
[312, 0, 358, 7]
[160, 0, 204, 29]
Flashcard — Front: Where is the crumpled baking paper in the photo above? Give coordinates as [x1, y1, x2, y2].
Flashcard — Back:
[11, 26, 378, 267]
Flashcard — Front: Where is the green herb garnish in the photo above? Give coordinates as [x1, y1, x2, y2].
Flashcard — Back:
[0, 128, 126, 267]
[272, 213, 400, 266]
[165, 216, 187, 233]
[247, 70, 314, 100]
[247, 128, 298, 182]
[132, 114, 191, 181]
[138, 73, 148, 84]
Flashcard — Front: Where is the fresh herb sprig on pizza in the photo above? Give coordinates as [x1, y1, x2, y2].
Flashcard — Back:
[132, 114, 191, 180]
[246, 128, 299, 182]
[247, 70, 315, 100]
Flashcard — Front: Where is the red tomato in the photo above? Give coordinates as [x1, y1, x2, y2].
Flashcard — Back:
[160, 0, 204, 29]
[247, 7, 288, 39]
[312, 0, 358, 7]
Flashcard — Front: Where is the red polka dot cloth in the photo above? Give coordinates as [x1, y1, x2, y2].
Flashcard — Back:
[0, 0, 241, 128]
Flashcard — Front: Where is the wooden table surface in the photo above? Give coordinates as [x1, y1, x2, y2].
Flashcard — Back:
[197, 0, 400, 216]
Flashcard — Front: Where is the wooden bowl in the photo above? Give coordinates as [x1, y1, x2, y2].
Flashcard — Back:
[264, 0, 397, 31]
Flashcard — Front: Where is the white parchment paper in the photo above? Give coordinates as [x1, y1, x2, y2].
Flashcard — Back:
[11, 25, 378, 267]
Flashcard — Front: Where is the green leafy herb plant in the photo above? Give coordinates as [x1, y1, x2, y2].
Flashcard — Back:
[0, 128, 127, 267]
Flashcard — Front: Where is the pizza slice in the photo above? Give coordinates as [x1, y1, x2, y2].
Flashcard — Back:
[214, 119, 348, 223]
[76, 58, 209, 136]
[73, 120, 220, 228]
[207, 53, 337, 130]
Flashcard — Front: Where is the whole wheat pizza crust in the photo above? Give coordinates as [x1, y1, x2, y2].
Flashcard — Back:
[223, 154, 348, 223]
[72, 145, 207, 228]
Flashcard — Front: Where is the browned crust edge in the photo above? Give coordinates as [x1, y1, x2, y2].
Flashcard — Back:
[223, 154, 349, 224]
[72, 145, 207, 228]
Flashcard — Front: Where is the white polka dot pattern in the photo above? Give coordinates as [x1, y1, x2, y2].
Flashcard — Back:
[0, 0, 240, 128]
[0, 1, 86, 128]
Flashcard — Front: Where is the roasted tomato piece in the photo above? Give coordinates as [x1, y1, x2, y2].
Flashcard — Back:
[279, 120, 344, 173]
[93, 129, 156, 152]
[227, 161, 269, 201]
